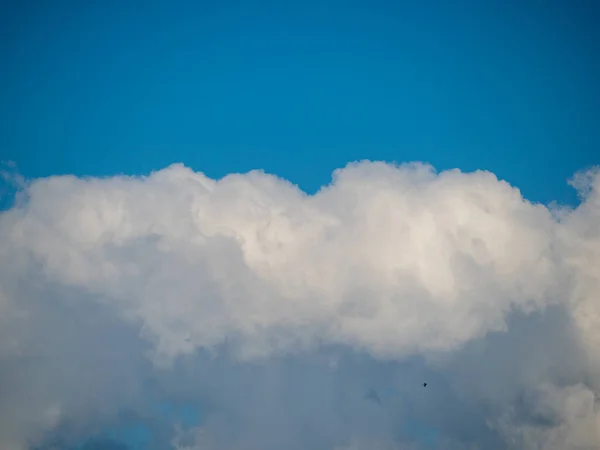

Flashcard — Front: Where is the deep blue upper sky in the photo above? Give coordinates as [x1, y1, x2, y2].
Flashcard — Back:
[1, 0, 599, 205]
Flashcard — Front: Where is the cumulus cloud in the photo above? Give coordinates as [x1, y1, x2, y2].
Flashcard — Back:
[0, 161, 598, 449]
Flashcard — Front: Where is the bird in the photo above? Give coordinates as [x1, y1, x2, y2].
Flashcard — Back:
[422, 382, 427, 387]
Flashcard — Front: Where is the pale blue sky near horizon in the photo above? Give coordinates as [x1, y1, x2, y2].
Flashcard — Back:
[2, 1, 599, 449]
[1, 0, 599, 207]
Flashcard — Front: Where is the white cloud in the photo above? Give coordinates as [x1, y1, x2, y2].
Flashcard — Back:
[0, 161, 599, 449]
[490, 384, 600, 449]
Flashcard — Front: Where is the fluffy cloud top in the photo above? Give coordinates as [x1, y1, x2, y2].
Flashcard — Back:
[0, 161, 598, 450]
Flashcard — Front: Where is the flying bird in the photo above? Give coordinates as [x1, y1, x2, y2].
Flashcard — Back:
[423, 382, 427, 387]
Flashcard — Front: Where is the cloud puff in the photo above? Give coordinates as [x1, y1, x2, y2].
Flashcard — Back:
[0, 161, 598, 449]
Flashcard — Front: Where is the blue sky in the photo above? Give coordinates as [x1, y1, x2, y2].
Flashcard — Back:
[2, 1, 600, 450]
[1, 0, 599, 206]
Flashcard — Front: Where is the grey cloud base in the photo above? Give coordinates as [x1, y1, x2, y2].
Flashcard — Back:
[0, 161, 599, 449]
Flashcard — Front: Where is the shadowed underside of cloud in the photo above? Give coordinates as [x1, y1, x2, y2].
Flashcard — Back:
[0, 161, 599, 450]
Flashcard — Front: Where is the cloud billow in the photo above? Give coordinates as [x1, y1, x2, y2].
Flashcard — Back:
[0, 161, 598, 449]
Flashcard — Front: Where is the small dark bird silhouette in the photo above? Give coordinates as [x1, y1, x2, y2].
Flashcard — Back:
[423, 382, 427, 387]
